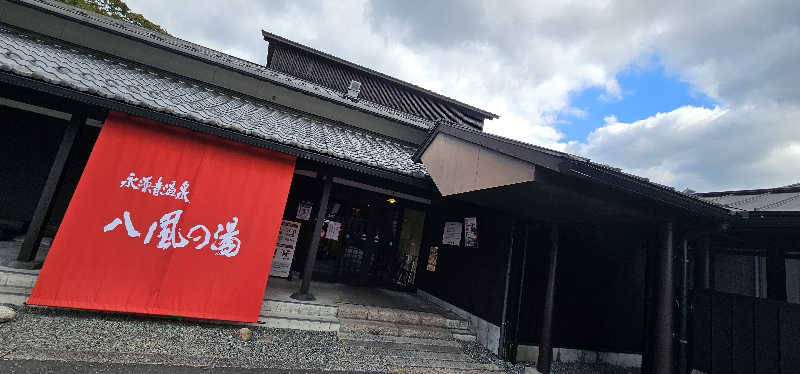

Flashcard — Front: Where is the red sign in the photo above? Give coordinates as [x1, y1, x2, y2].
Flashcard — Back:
[28, 111, 296, 322]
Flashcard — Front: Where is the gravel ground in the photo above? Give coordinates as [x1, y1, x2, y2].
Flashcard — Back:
[1, 306, 385, 372]
[1, 306, 640, 374]
[458, 341, 640, 374]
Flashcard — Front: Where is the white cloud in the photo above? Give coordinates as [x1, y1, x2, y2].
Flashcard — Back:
[125, 0, 800, 191]
[566, 105, 800, 190]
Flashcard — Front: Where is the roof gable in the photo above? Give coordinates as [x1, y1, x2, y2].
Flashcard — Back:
[263, 30, 498, 129]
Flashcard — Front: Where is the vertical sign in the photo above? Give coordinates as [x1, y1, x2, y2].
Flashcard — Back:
[464, 217, 478, 247]
[270, 220, 301, 278]
[28, 111, 296, 322]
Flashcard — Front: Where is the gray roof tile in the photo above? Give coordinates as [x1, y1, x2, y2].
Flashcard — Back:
[16, 0, 435, 130]
[0, 24, 429, 179]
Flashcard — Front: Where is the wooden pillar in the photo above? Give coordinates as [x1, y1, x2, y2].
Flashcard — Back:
[536, 222, 559, 374]
[291, 175, 332, 301]
[677, 237, 689, 374]
[17, 112, 85, 263]
[499, 219, 516, 360]
[650, 222, 675, 374]
[766, 247, 787, 301]
[694, 237, 713, 290]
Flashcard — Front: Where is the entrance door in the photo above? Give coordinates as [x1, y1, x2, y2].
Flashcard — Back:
[310, 182, 425, 289]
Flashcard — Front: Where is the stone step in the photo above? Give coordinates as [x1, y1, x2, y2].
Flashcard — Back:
[257, 310, 339, 332]
[260, 299, 337, 318]
[339, 338, 464, 354]
[450, 327, 476, 342]
[0, 267, 39, 288]
[384, 355, 502, 371]
[386, 367, 505, 374]
[0, 287, 29, 306]
[339, 317, 453, 339]
[386, 349, 471, 362]
[337, 331, 461, 348]
[338, 303, 468, 330]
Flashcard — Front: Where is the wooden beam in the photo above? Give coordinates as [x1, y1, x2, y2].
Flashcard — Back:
[291, 175, 332, 301]
[536, 223, 559, 374]
[17, 112, 85, 263]
[695, 237, 713, 290]
[649, 222, 675, 374]
[766, 247, 787, 301]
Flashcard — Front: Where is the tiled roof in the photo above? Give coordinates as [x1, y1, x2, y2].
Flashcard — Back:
[695, 186, 800, 212]
[0, 24, 429, 179]
[11, 0, 436, 130]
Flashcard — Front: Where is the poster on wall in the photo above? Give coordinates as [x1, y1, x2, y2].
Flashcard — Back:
[442, 221, 462, 246]
[426, 246, 438, 272]
[270, 220, 301, 278]
[464, 217, 478, 247]
[26, 111, 296, 323]
[324, 221, 341, 240]
[296, 201, 313, 220]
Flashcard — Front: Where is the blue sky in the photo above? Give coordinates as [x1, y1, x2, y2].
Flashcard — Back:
[562, 58, 718, 142]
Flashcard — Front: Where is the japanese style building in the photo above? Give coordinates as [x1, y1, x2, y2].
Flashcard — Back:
[0, 1, 798, 373]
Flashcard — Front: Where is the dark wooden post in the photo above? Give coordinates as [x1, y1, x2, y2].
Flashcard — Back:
[499, 219, 516, 360]
[694, 237, 712, 290]
[766, 247, 787, 301]
[677, 237, 689, 374]
[16, 112, 85, 263]
[536, 222, 559, 374]
[291, 175, 332, 301]
[650, 222, 675, 374]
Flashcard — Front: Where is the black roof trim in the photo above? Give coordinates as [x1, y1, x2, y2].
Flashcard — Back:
[413, 120, 731, 219]
[0, 71, 434, 190]
[262, 30, 499, 120]
[695, 184, 800, 197]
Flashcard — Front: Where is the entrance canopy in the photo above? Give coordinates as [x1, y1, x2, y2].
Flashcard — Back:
[414, 121, 731, 224]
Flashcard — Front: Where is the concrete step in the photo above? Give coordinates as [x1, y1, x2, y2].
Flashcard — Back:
[386, 348, 471, 362]
[257, 310, 339, 332]
[0, 286, 29, 306]
[338, 303, 468, 330]
[260, 299, 338, 318]
[384, 355, 503, 371]
[339, 317, 453, 339]
[450, 327, 476, 342]
[339, 338, 464, 354]
[337, 331, 460, 348]
[0, 267, 39, 288]
[390, 367, 505, 373]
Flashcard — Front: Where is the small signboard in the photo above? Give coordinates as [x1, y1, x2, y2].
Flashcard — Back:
[442, 221, 462, 246]
[296, 201, 313, 220]
[270, 220, 301, 278]
[426, 246, 438, 272]
[325, 221, 342, 240]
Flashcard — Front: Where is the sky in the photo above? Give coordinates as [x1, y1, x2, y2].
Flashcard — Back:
[125, 0, 800, 192]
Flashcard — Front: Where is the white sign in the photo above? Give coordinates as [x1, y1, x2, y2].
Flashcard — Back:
[103, 209, 241, 258]
[464, 217, 477, 247]
[296, 201, 312, 220]
[120, 172, 190, 203]
[270, 220, 301, 277]
[325, 221, 342, 240]
[442, 221, 462, 246]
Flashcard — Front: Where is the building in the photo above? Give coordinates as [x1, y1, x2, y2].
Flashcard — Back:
[0, 1, 797, 373]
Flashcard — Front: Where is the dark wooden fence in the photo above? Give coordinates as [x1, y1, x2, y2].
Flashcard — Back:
[691, 290, 800, 374]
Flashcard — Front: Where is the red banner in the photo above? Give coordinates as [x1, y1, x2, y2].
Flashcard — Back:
[28, 111, 296, 322]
